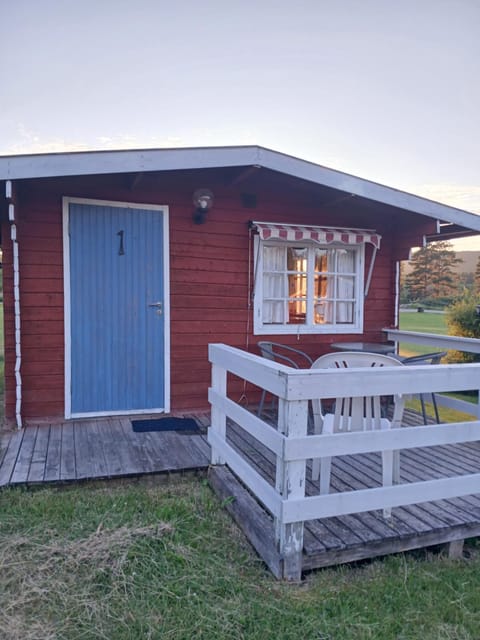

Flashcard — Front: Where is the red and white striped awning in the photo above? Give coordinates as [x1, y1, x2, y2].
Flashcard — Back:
[251, 221, 381, 249]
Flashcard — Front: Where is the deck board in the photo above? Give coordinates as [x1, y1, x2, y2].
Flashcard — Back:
[60, 423, 76, 480]
[44, 424, 62, 482]
[0, 429, 24, 485]
[99, 419, 126, 476]
[10, 427, 37, 484]
[28, 425, 50, 482]
[0, 432, 12, 468]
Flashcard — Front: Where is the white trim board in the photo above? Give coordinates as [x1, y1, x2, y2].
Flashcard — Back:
[3, 146, 480, 232]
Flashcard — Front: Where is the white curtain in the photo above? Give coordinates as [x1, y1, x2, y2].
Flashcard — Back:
[262, 246, 285, 323]
[336, 250, 355, 323]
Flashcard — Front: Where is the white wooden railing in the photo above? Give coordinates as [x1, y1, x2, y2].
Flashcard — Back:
[208, 342, 480, 580]
[384, 328, 480, 417]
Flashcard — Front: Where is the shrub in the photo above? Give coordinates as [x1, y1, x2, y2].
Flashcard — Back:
[445, 296, 480, 363]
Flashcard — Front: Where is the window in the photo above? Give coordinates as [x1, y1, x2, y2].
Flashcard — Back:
[254, 239, 364, 334]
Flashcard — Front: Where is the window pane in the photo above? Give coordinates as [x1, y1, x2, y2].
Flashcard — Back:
[315, 301, 334, 324]
[288, 273, 306, 298]
[263, 273, 285, 298]
[336, 302, 354, 323]
[315, 248, 332, 272]
[287, 247, 307, 271]
[263, 246, 284, 270]
[288, 272, 306, 324]
[337, 275, 355, 299]
[263, 301, 285, 324]
[288, 300, 306, 323]
[314, 275, 332, 298]
[337, 249, 355, 273]
[263, 272, 285, 324]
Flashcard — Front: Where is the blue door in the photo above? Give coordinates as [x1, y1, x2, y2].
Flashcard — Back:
[68, 202, 167, 415]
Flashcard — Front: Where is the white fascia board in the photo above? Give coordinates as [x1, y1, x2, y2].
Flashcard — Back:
[0, 145, 260, 181]
[1, 144, 480, 232]
[256, 148, 480, 232]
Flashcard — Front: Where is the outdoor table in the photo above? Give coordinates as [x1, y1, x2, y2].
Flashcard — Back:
[330, 341, 396, 355]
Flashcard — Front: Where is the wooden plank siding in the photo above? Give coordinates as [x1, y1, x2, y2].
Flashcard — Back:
[1, 168, 436, 424]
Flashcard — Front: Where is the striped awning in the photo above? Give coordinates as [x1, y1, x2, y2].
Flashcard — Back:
[251, 221, 381, 249]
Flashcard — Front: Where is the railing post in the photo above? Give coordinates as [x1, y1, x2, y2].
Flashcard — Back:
[275, 397, 308, 581]
[210, 363, 227, 465]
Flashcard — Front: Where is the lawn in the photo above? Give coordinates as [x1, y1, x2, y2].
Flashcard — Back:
[398, 311, 447, 357]
[1, 479, 480, 640]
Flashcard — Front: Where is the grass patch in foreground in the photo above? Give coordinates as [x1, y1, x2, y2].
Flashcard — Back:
[1, 479, 480, 640]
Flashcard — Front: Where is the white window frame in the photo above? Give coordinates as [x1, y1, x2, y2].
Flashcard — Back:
[253, 236, 365, 335]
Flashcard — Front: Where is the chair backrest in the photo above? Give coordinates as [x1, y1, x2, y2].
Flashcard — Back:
[310, 351, 404, 433]
[401, 351, 447, 366]
[257, 341, 313, 369]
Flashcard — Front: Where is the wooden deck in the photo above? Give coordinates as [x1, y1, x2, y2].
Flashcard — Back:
[2, 407, 480, 579]
[209, 408, 480, 577]
[0, 414, 210, 486]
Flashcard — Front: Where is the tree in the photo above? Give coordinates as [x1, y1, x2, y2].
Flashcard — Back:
[474, 255, 480, 294]
[445, 295, 480, 363]
[405, 241, 462, 303]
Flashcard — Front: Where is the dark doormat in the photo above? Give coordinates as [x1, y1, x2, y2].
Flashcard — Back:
[131, 417, 200, 433]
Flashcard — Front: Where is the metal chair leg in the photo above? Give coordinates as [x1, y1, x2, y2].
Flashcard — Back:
[432, 393, 441, 423]
[258, 389, 266, 417]
[419, 394, 428, 425]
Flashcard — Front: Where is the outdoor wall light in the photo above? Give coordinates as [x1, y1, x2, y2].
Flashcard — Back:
[192, 189, 214, 224]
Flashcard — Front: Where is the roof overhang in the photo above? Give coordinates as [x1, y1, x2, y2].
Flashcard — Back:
[1, 144, 480, 235]
[424, 222, 480, 243]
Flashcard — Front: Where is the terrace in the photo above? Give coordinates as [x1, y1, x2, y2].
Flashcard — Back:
[208, 330, 480, 580]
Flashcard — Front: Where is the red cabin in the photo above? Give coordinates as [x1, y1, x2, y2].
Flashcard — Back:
[1, 146, 479, 427]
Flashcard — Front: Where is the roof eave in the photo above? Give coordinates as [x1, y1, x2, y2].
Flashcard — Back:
[1, 144, 479, 234]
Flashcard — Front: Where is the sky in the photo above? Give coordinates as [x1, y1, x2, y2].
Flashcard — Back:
[1, 0, 479, 249]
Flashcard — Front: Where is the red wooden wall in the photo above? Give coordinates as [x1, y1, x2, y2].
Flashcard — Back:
[1, 168, 436, 424]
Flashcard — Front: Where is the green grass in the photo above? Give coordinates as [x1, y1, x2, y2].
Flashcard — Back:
[399, 311, 448, 357]
[405, 397, 476, 423]
[1, 479, 480, 640]
[399, 311, 447, 335]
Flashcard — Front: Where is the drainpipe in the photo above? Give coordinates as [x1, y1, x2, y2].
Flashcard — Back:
[5, 180, 22, 429]
[394, 260, 400, 329]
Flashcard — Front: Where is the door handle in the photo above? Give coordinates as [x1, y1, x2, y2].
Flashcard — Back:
[148, 301, 163, 315]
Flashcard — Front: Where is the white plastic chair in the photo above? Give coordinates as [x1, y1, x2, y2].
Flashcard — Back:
[310, 352, 406, 517]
